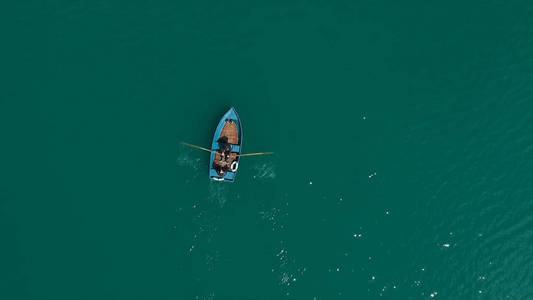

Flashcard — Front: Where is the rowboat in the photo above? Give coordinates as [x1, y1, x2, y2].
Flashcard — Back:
[208, 107, 243, 182]
[181, 107, 272, 182]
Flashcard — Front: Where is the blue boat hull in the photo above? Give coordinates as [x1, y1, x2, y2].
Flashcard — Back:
[209, 107, 243, 182]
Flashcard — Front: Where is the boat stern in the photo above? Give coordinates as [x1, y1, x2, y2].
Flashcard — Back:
[209, 169, 236, 182]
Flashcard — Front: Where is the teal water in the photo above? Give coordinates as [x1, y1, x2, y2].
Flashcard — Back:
[2, 1, 533, 299]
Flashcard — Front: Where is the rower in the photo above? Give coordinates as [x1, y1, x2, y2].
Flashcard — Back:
[214, 164, 227, 177]
[223, 144, 231, 161]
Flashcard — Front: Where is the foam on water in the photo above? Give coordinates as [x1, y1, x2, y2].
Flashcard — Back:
[251, 162, 276, 179]
[274, 244, 305, 292]
[176, 148, 202, 178]
[207, 181, 228, 208]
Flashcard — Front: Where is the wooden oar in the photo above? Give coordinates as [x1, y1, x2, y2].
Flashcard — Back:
[237, 152, 274, 157]
[182, 142, 273, 157]
[181, 142, 215, 153]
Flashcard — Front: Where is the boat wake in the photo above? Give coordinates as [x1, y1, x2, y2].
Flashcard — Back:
[207, 181, 228, 208]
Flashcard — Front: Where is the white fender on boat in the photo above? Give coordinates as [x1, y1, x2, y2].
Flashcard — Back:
[230, 161, 239, 172]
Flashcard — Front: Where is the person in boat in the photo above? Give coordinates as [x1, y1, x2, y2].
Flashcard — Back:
[217, 136, 228, 159]
[220, 147, 230, 162]
[214, 164, 227, 177]
[222, 144, 231, 161]
[217, 136, 232, 162]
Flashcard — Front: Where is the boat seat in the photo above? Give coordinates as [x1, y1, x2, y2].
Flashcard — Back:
[212, 144, 240, 152]
[224, 171, 235, 180]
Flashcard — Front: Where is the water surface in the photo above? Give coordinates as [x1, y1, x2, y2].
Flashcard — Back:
[2, 1, 533, 299]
